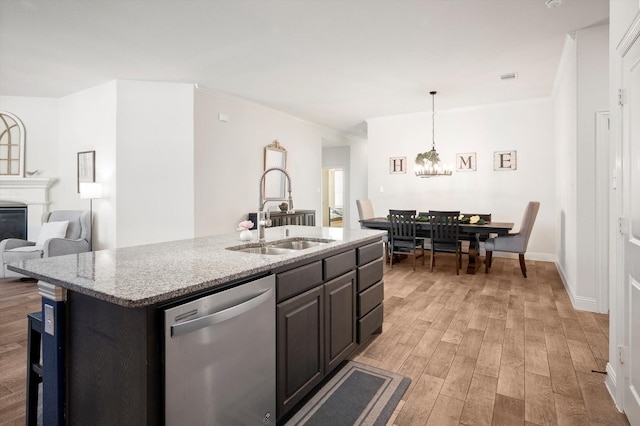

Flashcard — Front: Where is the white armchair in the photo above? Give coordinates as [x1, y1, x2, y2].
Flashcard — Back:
[1, 210, 92, 278]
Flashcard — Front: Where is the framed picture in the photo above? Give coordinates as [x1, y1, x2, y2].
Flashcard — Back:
[77, 151, 95, 193]
[389, 157, 406, 174]
[456, 152, 477, 171]
[494, 150, 517, 171]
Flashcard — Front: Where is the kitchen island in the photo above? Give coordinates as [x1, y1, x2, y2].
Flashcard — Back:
[9, 225, 386, 425]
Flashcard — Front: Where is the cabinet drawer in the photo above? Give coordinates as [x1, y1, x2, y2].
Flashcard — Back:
[358, 303, 383, 343]
[277, 261, 323, 302]
[358, 280, 383, 317]
[357, 241, 383, 265]
[323, 250, 356, 281]
[357, 258, 383, 292]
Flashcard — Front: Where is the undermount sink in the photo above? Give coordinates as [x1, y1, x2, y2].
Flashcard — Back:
[227, 238, 334, 255]
[269, 240, 327, 250]
[234, 246, 296, 255]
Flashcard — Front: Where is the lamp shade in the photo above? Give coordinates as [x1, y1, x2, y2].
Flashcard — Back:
[79, 182, 103, 199]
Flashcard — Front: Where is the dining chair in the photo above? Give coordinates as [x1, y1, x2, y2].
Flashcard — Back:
[484, 201, 540, 278]
[357, 199, 389, 261]
[356, 199, 375, 223]
[388, 209, 425, 270]
[428, 210, 462, 275]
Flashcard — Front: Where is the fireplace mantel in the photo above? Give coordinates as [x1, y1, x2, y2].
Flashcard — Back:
[0, 177, 55, 189]
[0, 177, 56, 240]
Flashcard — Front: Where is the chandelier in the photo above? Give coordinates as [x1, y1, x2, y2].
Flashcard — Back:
[415, 91, 452, 178]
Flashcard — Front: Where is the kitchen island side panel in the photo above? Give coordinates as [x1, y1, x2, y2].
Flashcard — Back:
[67, 291, 161, 425]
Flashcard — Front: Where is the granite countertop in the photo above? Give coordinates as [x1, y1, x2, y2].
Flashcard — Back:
[8, 226, 385, 308]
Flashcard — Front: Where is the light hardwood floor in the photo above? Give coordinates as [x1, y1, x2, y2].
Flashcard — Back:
[0, 256, 630, 425]
[352, 256, 629, 426]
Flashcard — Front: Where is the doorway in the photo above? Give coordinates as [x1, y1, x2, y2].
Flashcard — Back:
[322, 168, 344, 228]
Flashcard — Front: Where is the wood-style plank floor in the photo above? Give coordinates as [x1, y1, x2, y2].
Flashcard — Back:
[0, 278, 41, 425]
[0, 256, 630, 425]
[351, 255, 630, 426]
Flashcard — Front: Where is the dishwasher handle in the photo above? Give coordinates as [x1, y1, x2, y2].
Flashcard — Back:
[170, 288, 273, 337]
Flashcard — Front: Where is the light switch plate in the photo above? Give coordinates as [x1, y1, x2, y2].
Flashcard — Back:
[44, 304, 55, 336]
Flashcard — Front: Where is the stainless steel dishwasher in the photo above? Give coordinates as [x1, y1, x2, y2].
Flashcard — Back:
[164, 274, 275, 425]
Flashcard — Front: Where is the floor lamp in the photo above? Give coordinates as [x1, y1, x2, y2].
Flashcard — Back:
[79, 182, 103, 250]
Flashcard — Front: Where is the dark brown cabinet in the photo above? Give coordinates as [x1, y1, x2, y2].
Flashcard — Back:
[357, 243, 384, 343]
[324, 270, 356, 372]
[275, 240, 383, 421]
[276, 286, 324, 417]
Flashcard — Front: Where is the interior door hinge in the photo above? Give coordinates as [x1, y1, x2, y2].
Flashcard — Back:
[618, 89, 624, 107]
[618, 345, 628, 364]
[619, 217, 627, 234]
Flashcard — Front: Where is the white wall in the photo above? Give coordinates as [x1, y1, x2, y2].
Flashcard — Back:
[554, 35, 579, 306]
[115, 80, 194, 247]
[58, 80, 194, 250]
[193, 89, 353, 237]
[366, 98, 556, 260]
[5, 82, 360, 248]
[348, 137, 368, 229]
[58, 81, 118, 250]
[554, 24, 609, 312]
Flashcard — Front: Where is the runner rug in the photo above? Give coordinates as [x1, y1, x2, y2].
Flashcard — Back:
[285, 361, 411, 426]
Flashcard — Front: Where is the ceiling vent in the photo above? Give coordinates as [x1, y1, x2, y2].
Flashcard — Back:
[500, 72, 518, 81]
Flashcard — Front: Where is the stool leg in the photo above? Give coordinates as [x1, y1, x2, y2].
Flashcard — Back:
[26, 316, 42, 426]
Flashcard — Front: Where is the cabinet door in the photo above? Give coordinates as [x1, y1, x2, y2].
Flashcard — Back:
[276, 286, 324, 418]
[324, 270, 357, 373]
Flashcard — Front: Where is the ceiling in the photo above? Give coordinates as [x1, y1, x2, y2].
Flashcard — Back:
[0, 0, 609, 137]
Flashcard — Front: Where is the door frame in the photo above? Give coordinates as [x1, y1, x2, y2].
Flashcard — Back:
[321, 167, 345, 228]
[595, 110, 610, 314]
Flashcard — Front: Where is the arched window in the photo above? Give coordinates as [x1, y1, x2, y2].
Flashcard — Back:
[0, 111, 26, 177]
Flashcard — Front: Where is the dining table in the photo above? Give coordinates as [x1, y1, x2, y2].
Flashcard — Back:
[359, 217, 514, 274]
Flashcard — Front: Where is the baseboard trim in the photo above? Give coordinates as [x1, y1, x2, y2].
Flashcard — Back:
[490, 251, 555, 262]
[556, 261, 599, 312]
[605, 362, 624, 412]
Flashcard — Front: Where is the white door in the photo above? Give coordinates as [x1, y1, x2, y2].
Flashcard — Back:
[621, 20, 640, 425]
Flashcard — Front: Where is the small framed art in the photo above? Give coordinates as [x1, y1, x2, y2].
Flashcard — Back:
[77, 150, 95, 193]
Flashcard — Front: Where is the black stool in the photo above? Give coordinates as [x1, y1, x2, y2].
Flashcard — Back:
[26, 311, 43, 426]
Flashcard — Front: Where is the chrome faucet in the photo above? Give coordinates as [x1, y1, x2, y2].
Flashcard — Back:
[258, 167, 294, 242]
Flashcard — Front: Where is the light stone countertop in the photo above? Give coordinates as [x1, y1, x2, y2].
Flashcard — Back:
[8, 226, 386, 308]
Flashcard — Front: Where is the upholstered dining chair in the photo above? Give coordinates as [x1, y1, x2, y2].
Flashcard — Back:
[428, 210, 462, 275]
[357, 199, 389, 261]
[389, 209, 425, 270]
[1, 210, 92, 279]
[484, 201, 540, 278]
[356, 199, 375, 224]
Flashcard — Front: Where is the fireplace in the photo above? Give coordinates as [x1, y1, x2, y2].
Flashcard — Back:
[0, 201, 27, 241]
[0, 177, 54, 240]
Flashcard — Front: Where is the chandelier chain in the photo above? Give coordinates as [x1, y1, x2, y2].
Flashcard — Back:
[432, 92, 436, 151]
